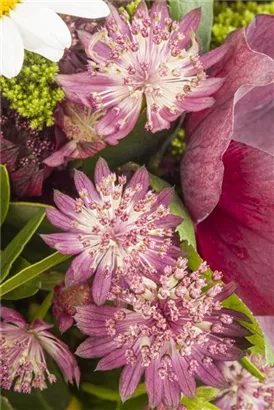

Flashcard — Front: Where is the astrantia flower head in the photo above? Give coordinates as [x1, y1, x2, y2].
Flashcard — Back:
[53, 281, 92, 333]
[216, 356, 274, 410]
[42, 158, 182, 305]
[57, 1, 226, 143]
[0, 307, 80, 393]
[44, 101, 106, 167]
[75, 257, 249, 409]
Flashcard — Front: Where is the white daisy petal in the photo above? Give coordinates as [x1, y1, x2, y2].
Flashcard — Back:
[10, 3, 71, 62]
[25, 0, 110, 19]
[0, 16, 24, 78]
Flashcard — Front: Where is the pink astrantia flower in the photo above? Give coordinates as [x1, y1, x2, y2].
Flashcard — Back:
[180, 15, 274, 314]
[41, 158, 182, 305]
[44, 102, 106, 167]
[57, 1, 226, 143]
[0, 307, 80, 393]
[215, 355, 274, 410]
[53, 281, 92, 333]
[75, 257, 249, 409]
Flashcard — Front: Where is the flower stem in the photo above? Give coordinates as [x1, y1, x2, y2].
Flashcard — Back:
[31, 291, 54, 324]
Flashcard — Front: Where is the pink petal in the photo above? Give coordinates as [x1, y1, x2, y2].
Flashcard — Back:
[41, 233, 84, 254]
[149, 1, 169, 29]
[162, 377, 181, 409]
[74, 169, 100, 201]
[46, 208, 72, 231]
[256, 316, 274, 351]
[176, 8, 202, 49]
[92, 251, 114, 306]
[94, 157, 112, 186]
[145, 359, 162, 408]
[119, 360, 144, 402]
[75, 336, 116, 358]
[0, 307, 26, 327]
[68, 251, 94, 284]
[96, 348, 127, 371]
[181, 24, 274, 222]
[246, 14, 274, 58]
[177, 96, 215, 112]
[75, 304, 119, 336]
[171, 348, 196, 398]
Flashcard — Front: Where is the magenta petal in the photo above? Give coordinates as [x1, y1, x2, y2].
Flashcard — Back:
[75, 305, 119, 336]
[46, 208, 72, 231]
[68, 251, 94, 284]
[41, 233, 84, 254]
[178, 96, 215, 112]
[0, 307, 26, 327]
[94, 157, 112, 186]
[145, 359, 162, 408]
[74, 169, 100, 201]
[246, 14, 274, 58]
[149, 1, 169, 29]
[75, 336, 116, 358]
[193, 349, 227, 388]
[172, 349, 196, 398]
[119, 361, 144, 402]
[162, 377, 181, 409]
[43, 141, 77, 167]
[96, 348, 127, 371]
[92, 252, 114, 306]
[59, 315, 74, 334]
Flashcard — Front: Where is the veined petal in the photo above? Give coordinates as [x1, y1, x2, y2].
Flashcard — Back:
[94, 157, 112, 186]
[75, 336, 116, 359]
[92, 250, 115, 306]
[0, 17, 24, 78]
[145, 359, 163, 408]
[119, 360, 144, 402]
[40, 233, 84, 254]
[96, 348, 127, 371]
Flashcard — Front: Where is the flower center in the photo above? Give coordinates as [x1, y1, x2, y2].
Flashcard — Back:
[0, 0, 20, 17]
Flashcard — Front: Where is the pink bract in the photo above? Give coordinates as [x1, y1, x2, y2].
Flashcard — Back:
[0, 307, 80, 393]
[41, 158, 182, 305]
[180, 15, 274, 315]
[57, 1, 226, 143]
[75, 257, 248, 409]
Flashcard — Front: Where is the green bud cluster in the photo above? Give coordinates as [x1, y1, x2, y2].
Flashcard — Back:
[171, 129, 186, 157]
[212, 1, 274, 48]
[0, 51, 64, 130]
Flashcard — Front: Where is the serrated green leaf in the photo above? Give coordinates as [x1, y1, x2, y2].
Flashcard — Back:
[182, 241, 266, 360]
[149, 174, 196, 248]
[195, 386, 220, 403]
[0, 252, 71, 297]
[1, 396, 14, 410]
[0, 165, 10, 226]
[83, 111, 172, 178]
[169, 0, 214, 53]
[0, 210, 45, 282]
[240, 357, 265, 381]
[182, 396, 220, 410]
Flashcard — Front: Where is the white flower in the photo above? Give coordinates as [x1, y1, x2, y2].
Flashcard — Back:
[0, 0, 110, 78]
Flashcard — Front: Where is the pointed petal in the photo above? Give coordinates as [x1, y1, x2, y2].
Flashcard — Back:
[119, 361, 144, 402]
[75, 336, 116, 358]
[46, 208, 73, 231]
[96, 348, 127, 371]
[74, 169, 100, 201]
[75, 305, 119, 336]
[172, 349, 196, 398]
[145, 359, 163, 408]
[41, 233, 83, 254]
[0, 17, 24, 78]
[94, 158, 112, 186]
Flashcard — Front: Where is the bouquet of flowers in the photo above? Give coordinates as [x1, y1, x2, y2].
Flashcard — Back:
[1, 1, 274, 409]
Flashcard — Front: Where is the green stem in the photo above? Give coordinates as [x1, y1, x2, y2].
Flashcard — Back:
[31, 291, 54, 324]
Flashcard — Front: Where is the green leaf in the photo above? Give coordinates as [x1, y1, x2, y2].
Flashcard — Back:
[81, 383, 120, 402]
[83, 111, 172, 178]
[195, 386, 220, 403]
[0, 210, 45, 282]
[182, 396, 220, 410]
[169, 0, 214, 53]
[40, 270, 65, 291]
[81, 383, 146, 403]
[182, 242, 267, 360]
[149, 173, 196, 248]
[0, 397, 14, 410]
[240, 357, 265, 381]
[0, 252, 71, 297]
[0, 165, 10, 226]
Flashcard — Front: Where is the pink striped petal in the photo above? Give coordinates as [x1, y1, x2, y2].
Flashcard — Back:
[74, 169, 100, 201]
[96, 348, 127, 371]
[41, 233, 84, 254]
[145, 359, 162, 408]
[46, 208, 72, 231]
[75, 336, 116, 358]
[94, 157, 112, 186]
[119, 360, 144, 402]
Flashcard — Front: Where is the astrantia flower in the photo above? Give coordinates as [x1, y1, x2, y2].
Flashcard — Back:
[75, 257, 249, 409]
[0, 0, 109, 78]
[0, 307, 80, 393]
[180, 15, 274, 315]
[215, 356, 274, 410]
[57, 1, 226, 143]
[53, 281, 92, 333]
[41, 158, 182, 305]
[0, 102, 59, 197]
[44, 101, 106, 167]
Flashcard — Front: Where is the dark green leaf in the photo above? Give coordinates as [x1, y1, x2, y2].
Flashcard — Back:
[0, 397, 14, 410]
[0, 165, 10, 226]
[81, 383, 120, 402]
[169, 0, 214, 53]
[149, 174, 196, 248]
[40, 270, 65, 291]
[0, 210, 45, 282]
[0, 252, 71, 296]
[83, 111, 172, 178]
